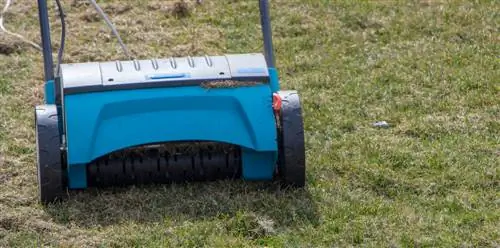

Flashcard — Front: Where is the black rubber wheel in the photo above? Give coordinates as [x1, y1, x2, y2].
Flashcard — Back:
[35, 105, 66, 204]
[276, 91, 306, 187]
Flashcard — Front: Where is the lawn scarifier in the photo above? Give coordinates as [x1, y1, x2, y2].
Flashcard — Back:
[34, 0, 306, 204]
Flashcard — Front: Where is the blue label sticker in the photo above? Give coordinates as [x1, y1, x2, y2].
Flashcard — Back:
[237, 68, 267, 74]
[147, 73, 190, 80]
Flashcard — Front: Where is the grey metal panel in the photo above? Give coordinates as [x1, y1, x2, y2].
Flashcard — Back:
[101, 59, 157, 86]
[100, 55, 232, 86]
[60, 53, 269, 91]
[60, 62, 102, 88]
[154, 55, 231, 80]
[189, 55, 232, 79]
[225, 53, 269, 79]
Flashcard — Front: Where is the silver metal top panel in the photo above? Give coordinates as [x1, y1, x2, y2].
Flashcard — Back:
[60, 53, 269, 90]
[60, 62, 102, 88]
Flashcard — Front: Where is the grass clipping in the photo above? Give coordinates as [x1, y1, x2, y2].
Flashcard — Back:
[201, 80, 263, 89]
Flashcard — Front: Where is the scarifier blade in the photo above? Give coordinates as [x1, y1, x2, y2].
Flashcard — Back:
[86, 142, 242, 188]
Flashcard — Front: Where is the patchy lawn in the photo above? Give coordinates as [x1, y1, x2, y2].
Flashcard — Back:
[0, 0, 499, 247]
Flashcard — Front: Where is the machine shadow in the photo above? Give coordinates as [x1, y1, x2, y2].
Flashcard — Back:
[45, 180, 320, 229]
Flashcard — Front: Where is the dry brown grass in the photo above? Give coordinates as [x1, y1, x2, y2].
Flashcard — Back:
[0, 0, 499, 247]
[201, 80, 263, 89]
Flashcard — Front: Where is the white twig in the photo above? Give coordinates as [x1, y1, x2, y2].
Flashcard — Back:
[0, 0, 42, 51]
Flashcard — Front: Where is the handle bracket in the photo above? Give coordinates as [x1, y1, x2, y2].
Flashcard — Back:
[37, 0, 55, 82]
[259, 0, 275, 68]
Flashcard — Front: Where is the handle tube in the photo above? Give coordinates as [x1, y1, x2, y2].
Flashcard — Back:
[259, 0, 275, 68]
[37, 0, 54, 81]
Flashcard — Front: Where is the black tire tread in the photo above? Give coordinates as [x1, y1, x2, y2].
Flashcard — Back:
[277, 91, 306, 187]
[36, 105, 66, 204]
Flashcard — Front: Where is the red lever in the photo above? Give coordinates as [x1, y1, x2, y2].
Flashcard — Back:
[272, 93, 282, 112]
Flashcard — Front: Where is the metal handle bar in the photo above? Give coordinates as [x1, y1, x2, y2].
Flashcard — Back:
[36, 0, 276, 82]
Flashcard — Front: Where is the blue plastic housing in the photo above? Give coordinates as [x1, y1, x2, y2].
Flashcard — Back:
[63, 84, 279, 189]
[44, 79, 55, 104]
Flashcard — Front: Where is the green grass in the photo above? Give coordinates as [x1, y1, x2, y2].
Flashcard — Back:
[1, 0, 499, 247]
